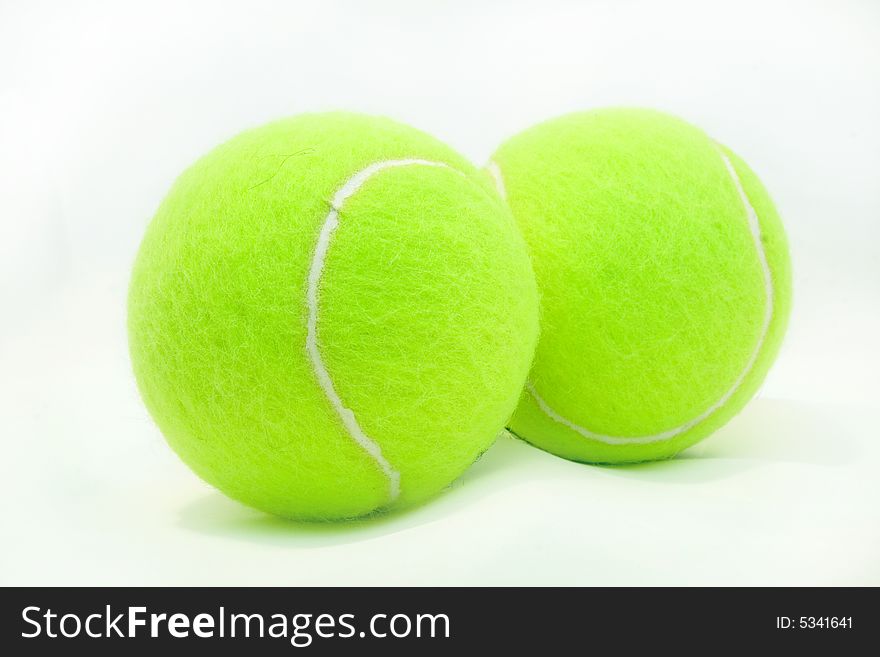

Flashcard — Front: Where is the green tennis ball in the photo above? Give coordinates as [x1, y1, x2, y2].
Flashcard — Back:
[129, 112, 539, 520]
[489, 108, 792, 464]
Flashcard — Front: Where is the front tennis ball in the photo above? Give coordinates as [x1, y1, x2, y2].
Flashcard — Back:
[490, 108, 792, 464]
[129, 112, 539, 520]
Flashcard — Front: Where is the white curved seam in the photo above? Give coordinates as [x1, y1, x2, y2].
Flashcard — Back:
[306, 158, 456, 502]
[493, 151, 775, 445]
[486, 161, 507, 200]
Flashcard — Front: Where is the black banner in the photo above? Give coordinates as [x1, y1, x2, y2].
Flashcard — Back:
[0, 587, 875, 653]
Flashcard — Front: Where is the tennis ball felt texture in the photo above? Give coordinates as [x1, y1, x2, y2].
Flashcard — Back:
[490, 108, 792, 464]
[129, 112, 539, 520]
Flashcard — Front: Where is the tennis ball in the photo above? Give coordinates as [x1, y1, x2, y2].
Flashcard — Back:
[129, 112, 539, 520]
[489, 108, 792, 463]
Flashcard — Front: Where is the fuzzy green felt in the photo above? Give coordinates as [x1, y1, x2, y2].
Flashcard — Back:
[129, 113, 539, 519]
[490, 108, 792, 463]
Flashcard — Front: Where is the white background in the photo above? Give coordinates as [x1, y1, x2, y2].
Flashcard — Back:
[1, 0, 878, 585]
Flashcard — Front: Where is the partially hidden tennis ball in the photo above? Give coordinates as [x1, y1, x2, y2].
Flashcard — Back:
[129, 112, 539, 520]
[489, 108, 792, 463]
